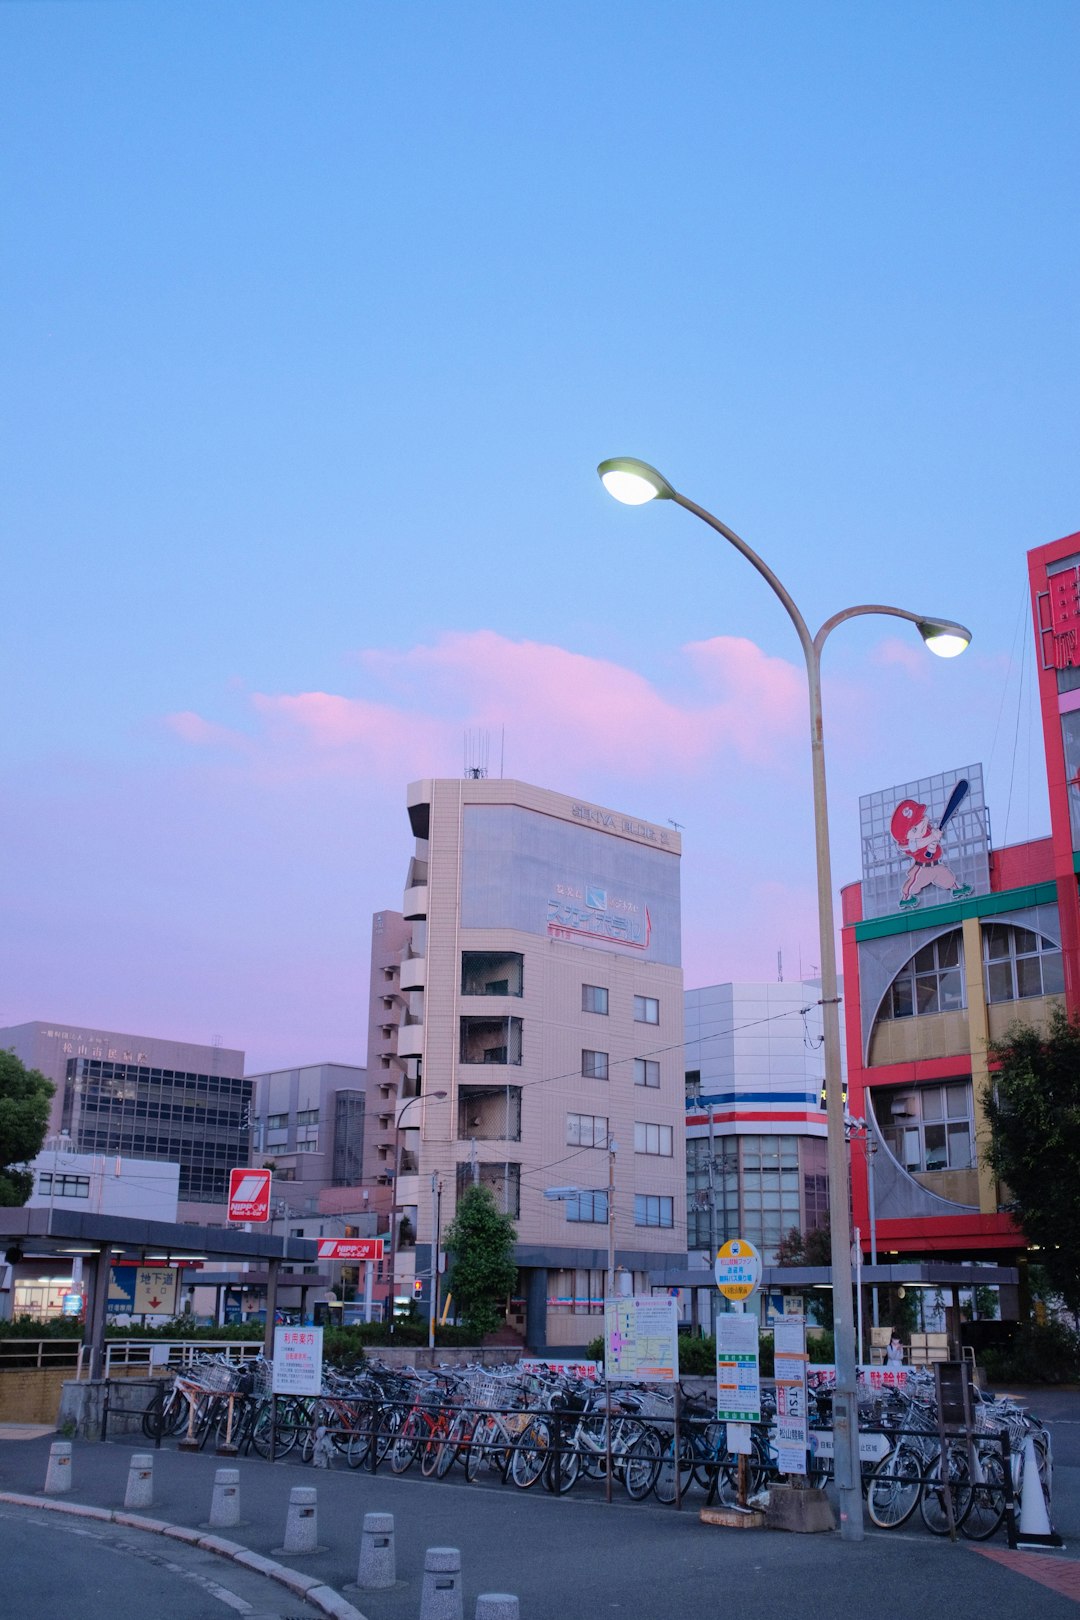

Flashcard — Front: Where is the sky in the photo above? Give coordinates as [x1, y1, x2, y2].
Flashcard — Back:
[2, 2, 1078, 1075]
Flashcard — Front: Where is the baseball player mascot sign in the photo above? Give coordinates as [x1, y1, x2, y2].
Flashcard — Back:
[891, 780, 973, 910]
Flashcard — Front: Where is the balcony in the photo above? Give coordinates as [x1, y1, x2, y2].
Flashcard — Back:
[458, 1085, 522, 1142]
[399, 956, 426, 992]
[460, 1016, 523, 1067]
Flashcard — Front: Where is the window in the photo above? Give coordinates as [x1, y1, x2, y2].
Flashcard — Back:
[983, 923, 1064, 1004]
[877, 1082, 975, 1173]
[461, 952, 524, 997]
[460, 1016, 523, 1065]
[634, 1058, 660, 1088]
[634, 1194, 674, 1228]
[454, 1160, 521, 1217]
[633, 996, 659, 1025]
[582, 984, 609, 1015]
[37, 1172, 90, 1199]
[296, 1108, 319, 1125]
[547, 1266, 605, 1315]
[567, 1112, 608, 1148]
[566, 1191, 609, 1223]
[266, 1112, 288, 1129]
[634, 1121, 673, 1156]
[582, 1049, 609, 1080]
[881, 931, 965, 1020]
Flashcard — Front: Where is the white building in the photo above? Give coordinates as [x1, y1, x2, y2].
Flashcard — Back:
[684, 981, 847, 1266]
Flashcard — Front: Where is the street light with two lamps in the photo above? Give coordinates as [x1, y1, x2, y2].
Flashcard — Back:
[597, 456, 970, 1541]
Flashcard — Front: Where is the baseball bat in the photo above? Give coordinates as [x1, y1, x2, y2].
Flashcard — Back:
[938, 779, 969, 830]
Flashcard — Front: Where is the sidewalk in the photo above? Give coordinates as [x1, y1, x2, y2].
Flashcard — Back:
[1, 1430, 1078, 1620]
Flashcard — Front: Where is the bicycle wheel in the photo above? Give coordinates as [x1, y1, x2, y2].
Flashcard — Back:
[420, 1417, 447, 1477]
[961, 1448, 1007, 1542]
[543, 1428, 581, 1495]
[920, 1447, 972, 1535]
[509, 1418, 550, 1489]
[654, 1434, 694, 1505]
[623, 1427, 662, 1501]
[866, 1446, 922, 1530]
[714, 1437, 767, 1506]
[694, 1421, 727, 1492]
[465, 1414, 496, 1483]
[345, 1414, 373, 1470]
[389, 1410, 425, 1474]
[434, 1412, 468, 1479]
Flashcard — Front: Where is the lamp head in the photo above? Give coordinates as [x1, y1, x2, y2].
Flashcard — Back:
[597, 457, 675, 505]
[918, 619, 971, 658]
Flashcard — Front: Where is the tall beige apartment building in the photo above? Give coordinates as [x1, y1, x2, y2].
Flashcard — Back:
[368, 776, 686, 1352]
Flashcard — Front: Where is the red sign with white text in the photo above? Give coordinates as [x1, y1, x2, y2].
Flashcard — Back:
[228, 1167, 272, 1223]
[316, 1238, 384, 1261]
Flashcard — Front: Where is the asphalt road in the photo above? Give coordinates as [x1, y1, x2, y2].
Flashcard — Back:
[1, 1389, 1077, 1620]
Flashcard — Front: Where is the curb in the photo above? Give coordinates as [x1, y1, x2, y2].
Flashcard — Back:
[0, 1491, 370, 1620]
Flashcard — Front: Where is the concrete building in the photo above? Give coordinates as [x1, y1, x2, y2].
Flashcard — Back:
[684, 981, 834, 1268]
[247, 1061, 368, 1214]
[0, 1021, 249, 1220]
[375, 776, 686, 1351]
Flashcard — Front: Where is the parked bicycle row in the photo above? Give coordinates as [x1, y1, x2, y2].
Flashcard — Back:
[133, 1350, 1050, 1537]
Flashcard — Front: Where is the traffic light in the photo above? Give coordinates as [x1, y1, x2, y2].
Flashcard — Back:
[413, 1277, 423, 1297]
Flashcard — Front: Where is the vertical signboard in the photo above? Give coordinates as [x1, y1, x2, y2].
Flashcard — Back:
[715, 1312, 761, 1423]
[773, 1316, 808, 1475]
[272, 1326, 324, 1396]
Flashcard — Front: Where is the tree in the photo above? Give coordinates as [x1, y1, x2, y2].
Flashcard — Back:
[0, 1050, 54, 1206]
[442, 1183, 518, 1340]
[986, 1006, 1080, 1312]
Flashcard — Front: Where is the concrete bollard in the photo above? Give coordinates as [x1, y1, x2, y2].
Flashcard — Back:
[420, 1546, 464, 1620]
[124, 1452, 154, 1510]
[356, 1511, 396, 1589]
[282, 1485, 319, 1555]
[210, 1467, 241, 1529]
[475, 1600, 519, 1620]
[44, 1441, 73, 1495]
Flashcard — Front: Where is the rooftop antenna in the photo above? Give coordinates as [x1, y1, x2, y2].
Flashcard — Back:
[464, 729, 489, 779]
[668, 819, 684, 832]
[777, 950, 783, 983]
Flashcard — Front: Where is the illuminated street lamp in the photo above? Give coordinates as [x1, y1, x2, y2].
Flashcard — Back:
[598, 455, 970, 1541]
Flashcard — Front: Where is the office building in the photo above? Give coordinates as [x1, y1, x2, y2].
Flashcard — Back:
[376, 776, 685, 1350]
[0, 1021, 249, 1219]
[684, 981, 834, 1265]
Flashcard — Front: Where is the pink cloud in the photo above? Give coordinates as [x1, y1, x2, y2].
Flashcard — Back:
[164, 711, 250, 749]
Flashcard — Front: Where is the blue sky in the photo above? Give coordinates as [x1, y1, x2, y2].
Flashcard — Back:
[3, 2, 1077, 1072]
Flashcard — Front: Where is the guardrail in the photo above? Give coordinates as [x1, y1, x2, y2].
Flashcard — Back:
[0, 1338, 82, 1372]
[102, 1339, 264, 1378]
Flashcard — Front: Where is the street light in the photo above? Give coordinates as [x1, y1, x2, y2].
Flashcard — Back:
[598, 455, 970, 1542]
[386, 1089, 447, 1327]
[544, 1141, 617, 1301]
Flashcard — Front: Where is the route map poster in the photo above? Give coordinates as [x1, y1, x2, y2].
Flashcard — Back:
[774, 1315, 808, 1475]
[604, 1295, 678, 1382]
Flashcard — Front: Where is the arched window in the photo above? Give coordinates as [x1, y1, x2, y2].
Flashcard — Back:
[880, 930, 965, 1020]
[983, 923, 1064, 1003]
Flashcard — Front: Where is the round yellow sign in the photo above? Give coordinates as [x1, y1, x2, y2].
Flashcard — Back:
[714, 1237, 762, 1301]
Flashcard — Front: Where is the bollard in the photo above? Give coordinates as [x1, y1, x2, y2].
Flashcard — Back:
[475, 1599, 519, 1620]
[210, 1467, 241, 1529]
[420, 1546, 463, 1620]
[282, 1485, 319, 1555]
[44, 1441, 73, 1495]
[356, 1510, 396, 1589]
[124, 1452, 154, 1510]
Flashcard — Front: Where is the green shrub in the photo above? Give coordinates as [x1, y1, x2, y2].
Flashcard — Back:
[807, 1330, 834, 1364]
[981, 1320, 1080, 1384]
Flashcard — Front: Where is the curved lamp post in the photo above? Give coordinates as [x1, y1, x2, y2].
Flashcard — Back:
[386, 1089, 447, 1328]
[598, 456, 970, 1542]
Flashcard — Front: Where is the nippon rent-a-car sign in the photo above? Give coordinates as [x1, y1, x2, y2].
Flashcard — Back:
[227, 1167, 272, 1223]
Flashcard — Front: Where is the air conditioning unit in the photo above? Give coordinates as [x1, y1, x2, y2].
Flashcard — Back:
[891, 1096, 917, 1117]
